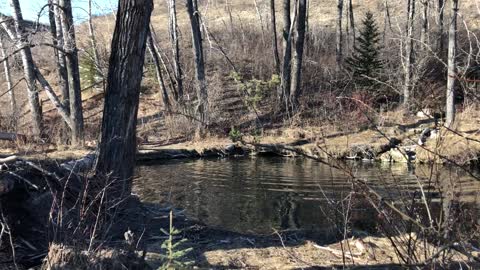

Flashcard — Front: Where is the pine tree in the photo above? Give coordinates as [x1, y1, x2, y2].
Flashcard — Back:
[345, 12, 383, 84]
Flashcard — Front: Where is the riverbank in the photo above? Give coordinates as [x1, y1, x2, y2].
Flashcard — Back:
[1, 118, 479, 166]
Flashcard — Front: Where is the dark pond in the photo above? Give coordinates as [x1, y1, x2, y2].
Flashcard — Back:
[134, 157, 480, 235]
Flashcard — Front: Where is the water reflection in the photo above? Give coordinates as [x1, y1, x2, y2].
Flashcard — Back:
[134, 157, 480, 235]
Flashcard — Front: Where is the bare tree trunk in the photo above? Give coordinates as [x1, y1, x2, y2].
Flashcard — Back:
[290, 0, 307, 109]
[88, 0, 103, 77]
[95, 0, 153, 197]
[34, 67, 74, 130]
[403, 0, 416, 111]
[147, 30, 171, 110]
[280, 0, 292, 104]
[348, 0, 355, 47]
[383, 0, 392, 45]
[50, 0, 70, 111]
[48, 0, 70, 143]
[420, 0, 429, 46]
[0, 37, 16, 126]
[8, 0, 43, 137]
[445, 0, 458, 127]
[437, 0, 445, 56]
[186, 0, 208, 128]
[336, 0, 344, 70]
[253, 0, 266, 44]
[1, 12, 73, 134]
[59, 0, 84, 145]
[168, 0, 183, 100]
[270, 0, 281, 74]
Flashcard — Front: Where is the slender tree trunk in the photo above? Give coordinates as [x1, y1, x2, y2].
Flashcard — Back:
[290, 0, 307, 109]
[88, 0, 103, 77]
[403, 0, 416, 111]
[0, 37, 16, 127]
[336, 0, 344, 70]
[8, 0, 43, 137]
[51, 0, 70, 111]
[1, 12, 73, 133]
[253, 0, 267, 45]
[270, 0, 281, 74]
[95, 0, 153, 197]
[59, 0, 84, 146]
[34, 67, 74, 130]
[445, 0, 458, 127]
[48, 0, 70, 142]
[383, 0, 392, 45]
[437, 0, 445, 56]
[168, 0, 183, 100]
[280, 0, 292, 104]
[348, 0, 355, 47]
[186, 0, 208, 128]
[420, 0, 429, 46]
[147, 30, 171, 110]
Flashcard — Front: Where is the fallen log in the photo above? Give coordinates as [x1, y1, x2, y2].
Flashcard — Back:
[0, 132, 26, 142]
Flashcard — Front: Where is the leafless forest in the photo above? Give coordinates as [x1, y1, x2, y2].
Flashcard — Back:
[0, 0, 479, 269]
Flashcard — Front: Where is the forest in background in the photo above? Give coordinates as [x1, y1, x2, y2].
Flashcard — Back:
[0, 0, 479, 146]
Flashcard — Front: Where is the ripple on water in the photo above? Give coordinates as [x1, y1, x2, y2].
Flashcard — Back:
[134, 157, 480, 235]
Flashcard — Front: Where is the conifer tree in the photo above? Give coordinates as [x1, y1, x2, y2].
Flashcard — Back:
[345, 12, 383, 84]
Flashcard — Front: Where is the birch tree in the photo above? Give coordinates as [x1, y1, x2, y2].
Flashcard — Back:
[445, 0, 458, 127]
[7, 0, 43, 137]
[168, 0, 183, 100]
[59, 0, 84, 145]
[0, 36, 16, 126]
[95, 0, 153, 196]
[290, 0, 307, 108]
[403, 0, 416, 111]
[147, 28, 171, 110]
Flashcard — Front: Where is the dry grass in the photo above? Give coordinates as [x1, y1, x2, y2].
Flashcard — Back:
[198, 234, 470, 269]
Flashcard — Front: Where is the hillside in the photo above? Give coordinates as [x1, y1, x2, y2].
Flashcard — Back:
[0, 0, 479, 145]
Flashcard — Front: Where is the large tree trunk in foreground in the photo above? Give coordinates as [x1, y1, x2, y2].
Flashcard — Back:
[290, 0, 307, 109]
[403, 0, 416, 111]
[95, 0, 153, 197]
[59, 0, 84, 146]
[8, 0, 43, 137]
[445, 0, 458, 127]
[186, 0, 208, 128]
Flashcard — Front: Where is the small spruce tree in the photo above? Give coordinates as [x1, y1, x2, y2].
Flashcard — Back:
[345, 12, 383, 84]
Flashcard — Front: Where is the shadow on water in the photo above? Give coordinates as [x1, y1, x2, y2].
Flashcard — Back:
[134, 157, 480, 268]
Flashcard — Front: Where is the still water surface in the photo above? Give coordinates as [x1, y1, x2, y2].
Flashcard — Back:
[134, 157, 480, 235]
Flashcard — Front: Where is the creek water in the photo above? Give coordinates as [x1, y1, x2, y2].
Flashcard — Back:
[134, 157, 480, 235]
